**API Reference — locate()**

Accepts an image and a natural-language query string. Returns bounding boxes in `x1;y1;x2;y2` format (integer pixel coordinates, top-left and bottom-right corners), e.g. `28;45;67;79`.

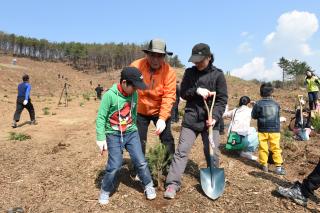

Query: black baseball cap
188;43;211;63
121;67;147;90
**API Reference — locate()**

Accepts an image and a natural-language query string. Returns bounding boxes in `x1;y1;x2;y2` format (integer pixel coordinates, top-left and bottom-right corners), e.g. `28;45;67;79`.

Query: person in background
12;74;36;128
223;96;258;160
304;70;320;110
293;98;311;141
252;83;285;175
95;84;104;100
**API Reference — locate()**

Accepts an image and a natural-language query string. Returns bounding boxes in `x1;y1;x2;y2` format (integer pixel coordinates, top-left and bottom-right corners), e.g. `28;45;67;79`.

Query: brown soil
0;56;319;212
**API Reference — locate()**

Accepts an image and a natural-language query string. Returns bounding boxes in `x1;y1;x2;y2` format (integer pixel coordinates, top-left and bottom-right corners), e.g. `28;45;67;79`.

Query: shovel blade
200;167;225;200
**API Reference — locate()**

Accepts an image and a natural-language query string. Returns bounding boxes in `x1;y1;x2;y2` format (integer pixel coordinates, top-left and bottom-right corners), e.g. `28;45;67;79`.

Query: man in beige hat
130;38;176;156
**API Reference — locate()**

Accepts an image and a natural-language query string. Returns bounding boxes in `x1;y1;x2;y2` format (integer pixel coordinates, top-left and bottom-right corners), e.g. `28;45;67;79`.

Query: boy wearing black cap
252;82;285;175
95;67;156;205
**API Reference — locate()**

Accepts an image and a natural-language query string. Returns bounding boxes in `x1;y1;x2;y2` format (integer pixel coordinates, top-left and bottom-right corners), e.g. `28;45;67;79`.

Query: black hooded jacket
180;64;228;132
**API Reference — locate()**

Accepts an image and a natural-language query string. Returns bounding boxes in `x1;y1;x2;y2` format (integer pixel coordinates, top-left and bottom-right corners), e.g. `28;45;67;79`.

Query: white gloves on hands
156;119;166;135
96;140;107;155
196;87;215;99
196;87;210;99
206;118;216;127
23;100;28;105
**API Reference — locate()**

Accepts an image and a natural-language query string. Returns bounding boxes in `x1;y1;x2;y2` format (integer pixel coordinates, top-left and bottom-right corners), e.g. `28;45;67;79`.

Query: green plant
80;102;84;107
311;114;320;133
281;127;294;145
146;143;172;189
42;107;50;115
9;132;31;141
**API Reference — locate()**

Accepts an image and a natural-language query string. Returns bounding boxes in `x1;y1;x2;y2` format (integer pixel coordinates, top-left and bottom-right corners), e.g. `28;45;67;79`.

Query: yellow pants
258;132;283;166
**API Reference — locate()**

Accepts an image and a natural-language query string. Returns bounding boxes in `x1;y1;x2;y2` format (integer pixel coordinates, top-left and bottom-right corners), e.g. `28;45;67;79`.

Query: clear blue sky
1;0;319;80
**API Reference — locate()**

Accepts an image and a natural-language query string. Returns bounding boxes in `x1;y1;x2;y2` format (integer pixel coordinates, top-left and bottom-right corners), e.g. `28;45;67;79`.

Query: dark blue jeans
308;91;318;110
101;131;153;193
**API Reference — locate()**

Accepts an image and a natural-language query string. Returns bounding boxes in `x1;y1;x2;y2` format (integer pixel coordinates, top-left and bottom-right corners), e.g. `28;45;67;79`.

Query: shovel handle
203;92;217;157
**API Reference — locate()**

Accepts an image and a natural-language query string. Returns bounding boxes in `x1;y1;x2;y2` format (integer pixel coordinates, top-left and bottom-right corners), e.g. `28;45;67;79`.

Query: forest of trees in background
0;31;184;72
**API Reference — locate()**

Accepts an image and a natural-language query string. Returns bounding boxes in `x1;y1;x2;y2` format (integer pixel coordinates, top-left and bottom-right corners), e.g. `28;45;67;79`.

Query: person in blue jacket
12;74;36;128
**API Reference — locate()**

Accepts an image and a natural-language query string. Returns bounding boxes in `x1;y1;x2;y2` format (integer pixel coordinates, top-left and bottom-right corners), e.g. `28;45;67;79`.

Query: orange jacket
130;58;176;120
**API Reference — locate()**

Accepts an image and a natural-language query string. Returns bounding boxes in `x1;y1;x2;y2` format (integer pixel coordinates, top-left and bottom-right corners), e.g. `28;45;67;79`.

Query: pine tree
146;143;172;190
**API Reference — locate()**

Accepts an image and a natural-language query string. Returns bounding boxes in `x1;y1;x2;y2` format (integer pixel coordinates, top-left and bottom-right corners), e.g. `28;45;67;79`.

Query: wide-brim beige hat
143;38;173;56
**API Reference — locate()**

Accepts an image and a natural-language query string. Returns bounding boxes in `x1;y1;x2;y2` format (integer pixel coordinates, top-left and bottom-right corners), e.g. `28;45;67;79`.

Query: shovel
200;92;225;200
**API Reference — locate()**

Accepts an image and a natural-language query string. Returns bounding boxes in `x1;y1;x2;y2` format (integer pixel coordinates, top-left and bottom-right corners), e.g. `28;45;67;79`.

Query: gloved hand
23;100;28;105
206;118;216;127
96;140;107;155
196;87;211;99
155;119;166;135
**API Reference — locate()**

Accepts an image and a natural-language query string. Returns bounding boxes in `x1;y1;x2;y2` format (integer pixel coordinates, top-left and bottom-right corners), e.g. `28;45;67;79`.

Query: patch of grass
311;114;320;133
52;112;57;115
9;132;31;141
80;102;84;107
67;97;72;102
281;127;294;144
42;107;50;115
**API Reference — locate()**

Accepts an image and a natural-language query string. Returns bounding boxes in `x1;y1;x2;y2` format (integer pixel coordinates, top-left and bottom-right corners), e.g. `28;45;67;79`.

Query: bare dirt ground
0;56;319;212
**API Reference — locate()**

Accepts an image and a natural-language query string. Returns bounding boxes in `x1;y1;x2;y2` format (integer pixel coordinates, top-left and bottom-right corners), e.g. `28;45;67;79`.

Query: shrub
9;132;31;141
146;143;172;190
42;107;50;115
311;114;320;133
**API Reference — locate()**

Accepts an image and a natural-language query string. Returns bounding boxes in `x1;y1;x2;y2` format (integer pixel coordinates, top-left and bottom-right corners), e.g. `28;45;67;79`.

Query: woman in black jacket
164;43;228;199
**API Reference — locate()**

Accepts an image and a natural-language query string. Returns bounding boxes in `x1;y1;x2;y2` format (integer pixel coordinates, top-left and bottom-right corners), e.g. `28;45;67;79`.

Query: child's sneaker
98;190;110;205
240;151;258;161
260;165;268;172
275;166;286;175
164;185;177;199
144;184;156;200
30;120;37;125
277;181;307;206
12;121;17;128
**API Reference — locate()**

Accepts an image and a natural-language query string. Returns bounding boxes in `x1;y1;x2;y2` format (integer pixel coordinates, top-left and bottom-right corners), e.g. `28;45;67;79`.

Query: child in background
223;96;258;161
96;67;156;205
252;83;285;175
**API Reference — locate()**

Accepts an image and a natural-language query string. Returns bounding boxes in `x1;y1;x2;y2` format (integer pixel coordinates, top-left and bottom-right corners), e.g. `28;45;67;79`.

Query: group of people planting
11;38;318;207
95;38;319;206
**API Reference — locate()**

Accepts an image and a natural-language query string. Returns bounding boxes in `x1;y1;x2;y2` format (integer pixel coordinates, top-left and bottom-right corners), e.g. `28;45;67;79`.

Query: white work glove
23;100;28;105
196;87;211;99
155;119;166;135
96;140;107;155
206;118;216;127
